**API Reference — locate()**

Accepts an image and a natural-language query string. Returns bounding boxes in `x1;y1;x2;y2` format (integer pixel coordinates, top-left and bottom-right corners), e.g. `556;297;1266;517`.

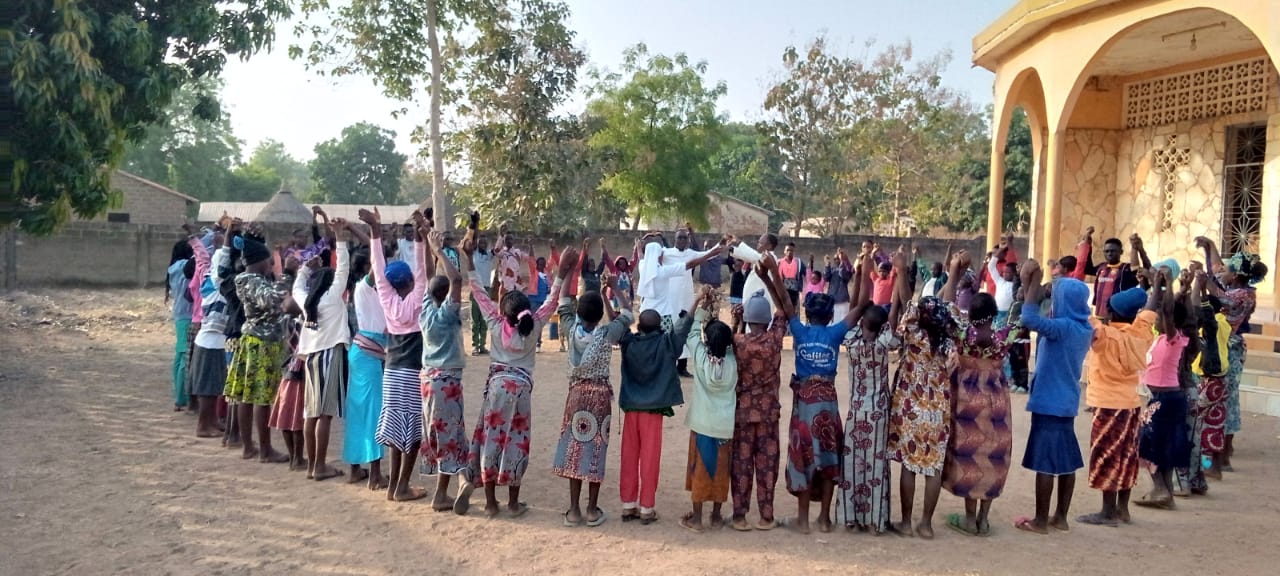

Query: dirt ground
1;288;1278;576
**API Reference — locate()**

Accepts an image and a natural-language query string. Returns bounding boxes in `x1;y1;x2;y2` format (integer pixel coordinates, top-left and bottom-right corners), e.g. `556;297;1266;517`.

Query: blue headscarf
385;261;413;290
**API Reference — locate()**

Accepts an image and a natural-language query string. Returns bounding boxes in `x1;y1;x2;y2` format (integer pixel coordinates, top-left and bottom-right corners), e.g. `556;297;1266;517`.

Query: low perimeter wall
0;222;1028;288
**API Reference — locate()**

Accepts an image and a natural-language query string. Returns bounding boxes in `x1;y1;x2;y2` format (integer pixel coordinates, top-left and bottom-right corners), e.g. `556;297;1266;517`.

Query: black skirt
1138;389;1191;468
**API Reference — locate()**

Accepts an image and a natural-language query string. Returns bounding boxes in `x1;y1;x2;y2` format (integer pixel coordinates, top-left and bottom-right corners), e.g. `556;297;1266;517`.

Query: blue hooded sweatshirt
1021;278;1094;417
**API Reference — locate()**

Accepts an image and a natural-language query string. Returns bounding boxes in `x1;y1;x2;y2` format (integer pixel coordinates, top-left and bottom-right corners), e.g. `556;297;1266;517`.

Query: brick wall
12;223;187;287
80;173;193;226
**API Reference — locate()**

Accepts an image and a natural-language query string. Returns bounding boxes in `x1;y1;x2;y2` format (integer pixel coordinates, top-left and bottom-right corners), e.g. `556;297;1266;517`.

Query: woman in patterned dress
461;229;576;518
418;226;470;512
553;272;632;527
837;247;904;535
1196;237;1267;471
939;286;1018;537
888;252;959;539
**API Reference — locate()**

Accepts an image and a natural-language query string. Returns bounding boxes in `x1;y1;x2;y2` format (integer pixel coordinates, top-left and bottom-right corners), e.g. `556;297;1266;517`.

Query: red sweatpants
619;411;664;510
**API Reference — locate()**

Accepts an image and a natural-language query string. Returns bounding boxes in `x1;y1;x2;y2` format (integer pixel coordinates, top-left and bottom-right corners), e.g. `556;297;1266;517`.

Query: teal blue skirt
344;331;387;465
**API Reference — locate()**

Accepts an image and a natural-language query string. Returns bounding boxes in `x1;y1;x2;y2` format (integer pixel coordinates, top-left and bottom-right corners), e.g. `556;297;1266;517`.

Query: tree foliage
245;140;314;198
450;0;589;232
757;39;987;237
7;0;290;233
121;80;245;201
309;122;407;205
586;44;727;229
706;122;788;231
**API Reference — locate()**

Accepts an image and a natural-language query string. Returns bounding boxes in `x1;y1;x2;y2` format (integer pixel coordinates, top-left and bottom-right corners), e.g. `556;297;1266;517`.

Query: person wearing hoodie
1013;260;1093;535
679;288;738;533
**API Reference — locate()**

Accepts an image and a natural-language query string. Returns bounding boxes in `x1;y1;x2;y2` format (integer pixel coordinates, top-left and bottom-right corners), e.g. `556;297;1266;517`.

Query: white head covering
637;242;663;300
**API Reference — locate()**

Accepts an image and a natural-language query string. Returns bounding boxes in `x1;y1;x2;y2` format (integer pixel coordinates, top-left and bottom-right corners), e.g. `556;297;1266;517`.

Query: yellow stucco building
973;0;1280;415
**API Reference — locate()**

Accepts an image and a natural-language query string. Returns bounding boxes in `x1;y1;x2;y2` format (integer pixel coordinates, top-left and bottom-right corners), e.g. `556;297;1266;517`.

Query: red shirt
981;247;1018;294
872;271;896;306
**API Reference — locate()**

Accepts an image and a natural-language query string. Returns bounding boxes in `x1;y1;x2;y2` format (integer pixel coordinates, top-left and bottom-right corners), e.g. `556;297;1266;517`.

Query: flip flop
509;502;530;519
755;518;779;531
679;513;704;534
1013;515;1047;535
453;481;475;516
312;468;344;482
1134;495;1175;510
586;508;607;528
945;513;980;537
1076;513;1119;527
563;511;582;527
730;519;753;532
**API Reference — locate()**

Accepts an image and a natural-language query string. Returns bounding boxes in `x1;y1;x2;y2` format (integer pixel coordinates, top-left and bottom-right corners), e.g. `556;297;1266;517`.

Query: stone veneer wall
1061;129;1119;255
1058;102;1278;268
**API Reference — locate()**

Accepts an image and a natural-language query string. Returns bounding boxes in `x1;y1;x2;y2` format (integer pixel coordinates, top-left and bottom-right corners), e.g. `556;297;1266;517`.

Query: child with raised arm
460;219;576;518
761;251;861;535
1075;284;1158;526
553;272;633;527
361;207;430;502
1014;259;1093;535
679;287;738;533
419;223;470;512
837;249;903;535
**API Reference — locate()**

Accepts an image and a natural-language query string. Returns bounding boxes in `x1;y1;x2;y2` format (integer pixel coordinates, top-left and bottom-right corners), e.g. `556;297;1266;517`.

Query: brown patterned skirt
1088;407;1140;491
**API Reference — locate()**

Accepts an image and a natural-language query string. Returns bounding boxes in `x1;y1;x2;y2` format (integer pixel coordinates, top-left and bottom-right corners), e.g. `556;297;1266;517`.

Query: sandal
621;509;641;522
1013;515;1047;535
944;513;980;537
586;508;607;528
640;511;659;525
1134;494;1175;510
1076;512;1119;527
509;502;530;519
562;511;582;527
679;512;704;534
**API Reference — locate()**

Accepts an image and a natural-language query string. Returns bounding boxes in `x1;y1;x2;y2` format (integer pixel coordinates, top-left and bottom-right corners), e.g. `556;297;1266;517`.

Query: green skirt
224;334;285;406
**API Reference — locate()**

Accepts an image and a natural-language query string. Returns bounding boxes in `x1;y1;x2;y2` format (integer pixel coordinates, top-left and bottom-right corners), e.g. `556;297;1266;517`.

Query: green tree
295;0;482;225
309;123;407;205
245;140;314;198
226;163;281;202
121;81;245;201
586;44;727;229
7;0;290;233
916;106;1033;233
757;38;856;237
706;122;788;231
450;0;587;231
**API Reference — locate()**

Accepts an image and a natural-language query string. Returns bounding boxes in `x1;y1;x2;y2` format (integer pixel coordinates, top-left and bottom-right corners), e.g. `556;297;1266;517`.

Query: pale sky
220;0;1012;162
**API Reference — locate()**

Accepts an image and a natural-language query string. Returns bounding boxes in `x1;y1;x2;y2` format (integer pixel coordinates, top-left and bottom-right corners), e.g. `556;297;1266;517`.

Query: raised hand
469;210;480;231
602;271;617;289
556;247;580;280
1020;258;1041;286
1130;233;1144;251
426;230;445;252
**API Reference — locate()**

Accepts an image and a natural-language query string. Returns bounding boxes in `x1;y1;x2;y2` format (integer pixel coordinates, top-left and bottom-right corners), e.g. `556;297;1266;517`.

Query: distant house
625;192;773;237
80;170;198;226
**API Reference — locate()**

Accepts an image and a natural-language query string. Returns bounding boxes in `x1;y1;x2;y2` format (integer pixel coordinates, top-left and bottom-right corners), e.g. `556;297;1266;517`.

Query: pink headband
517;310;532;320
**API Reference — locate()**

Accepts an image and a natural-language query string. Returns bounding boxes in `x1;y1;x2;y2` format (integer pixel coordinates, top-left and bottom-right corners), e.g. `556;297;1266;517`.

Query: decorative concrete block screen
1123;57;1273;129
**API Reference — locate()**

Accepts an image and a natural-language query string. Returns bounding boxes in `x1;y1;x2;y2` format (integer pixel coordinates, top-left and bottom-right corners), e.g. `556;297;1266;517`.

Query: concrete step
1243;349;1280;373
1241;383;1280;417
1240;368;1280;391
1243;333;1280;353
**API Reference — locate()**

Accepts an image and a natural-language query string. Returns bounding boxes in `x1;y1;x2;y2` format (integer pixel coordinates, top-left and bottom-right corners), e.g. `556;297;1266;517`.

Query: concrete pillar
986;129;1007;251
1042;130;1066;264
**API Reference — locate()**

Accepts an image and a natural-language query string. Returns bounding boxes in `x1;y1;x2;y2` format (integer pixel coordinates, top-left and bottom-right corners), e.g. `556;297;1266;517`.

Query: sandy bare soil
1;288;1278;576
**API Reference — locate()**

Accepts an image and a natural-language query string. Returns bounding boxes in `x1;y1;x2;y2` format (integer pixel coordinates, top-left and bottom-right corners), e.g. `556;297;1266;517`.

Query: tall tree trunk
426;0;450;230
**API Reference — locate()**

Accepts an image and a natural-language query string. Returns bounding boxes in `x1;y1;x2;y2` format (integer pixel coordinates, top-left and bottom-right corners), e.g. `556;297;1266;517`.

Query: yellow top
1085;310;1157;410
1193;313;1231;378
